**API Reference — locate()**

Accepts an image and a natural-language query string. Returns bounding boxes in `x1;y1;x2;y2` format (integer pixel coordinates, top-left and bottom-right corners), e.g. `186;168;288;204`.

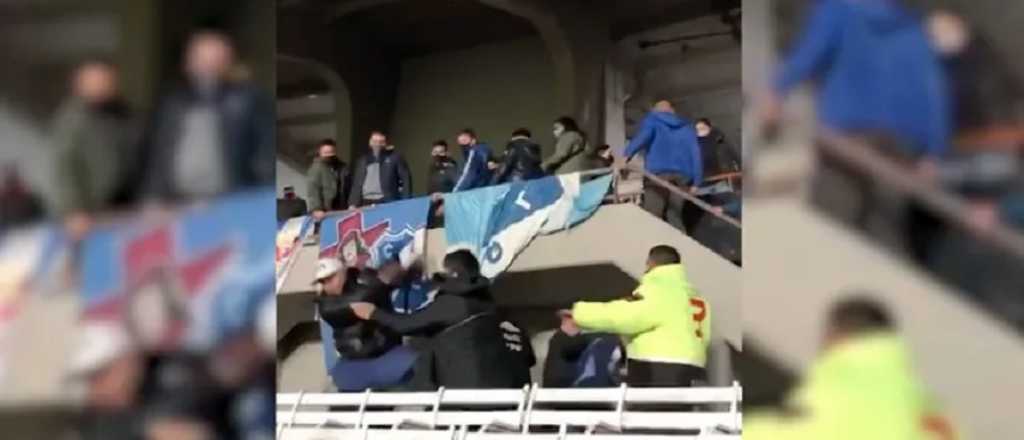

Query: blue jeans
330;345;417;392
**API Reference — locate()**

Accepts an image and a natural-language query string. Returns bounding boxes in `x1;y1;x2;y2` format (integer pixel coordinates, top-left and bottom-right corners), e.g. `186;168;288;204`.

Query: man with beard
306;139;350;222
349;250;533;390
53;60;139;241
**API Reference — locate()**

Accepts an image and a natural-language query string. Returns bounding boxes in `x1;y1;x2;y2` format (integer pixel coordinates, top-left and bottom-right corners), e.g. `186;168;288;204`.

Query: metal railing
276;383;743;439
816;130;1024;261
621;165;742;229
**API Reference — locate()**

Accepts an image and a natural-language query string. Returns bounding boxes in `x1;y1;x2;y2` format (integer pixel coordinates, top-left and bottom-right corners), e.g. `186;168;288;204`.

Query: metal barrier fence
277;383;742;440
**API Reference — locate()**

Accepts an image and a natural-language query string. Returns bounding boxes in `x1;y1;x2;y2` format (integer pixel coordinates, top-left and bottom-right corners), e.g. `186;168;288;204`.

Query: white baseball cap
314;258;344;284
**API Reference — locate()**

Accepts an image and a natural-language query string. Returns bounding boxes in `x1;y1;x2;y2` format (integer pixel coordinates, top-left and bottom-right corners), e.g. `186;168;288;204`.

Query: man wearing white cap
313;257;416;391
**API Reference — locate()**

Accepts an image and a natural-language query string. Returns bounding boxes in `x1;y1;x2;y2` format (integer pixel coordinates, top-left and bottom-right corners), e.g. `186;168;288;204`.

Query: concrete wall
276;159;307;198
618;16;742;151
389;37;559;195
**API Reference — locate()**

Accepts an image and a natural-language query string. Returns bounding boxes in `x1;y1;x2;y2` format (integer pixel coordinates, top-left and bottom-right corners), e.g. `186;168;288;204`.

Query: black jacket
370;275;533;389
316;268;402;359
428;156;460;194
698;129;740;178
349;149;412;206
494;136;545;184
141;81;274;201
276;197;307;223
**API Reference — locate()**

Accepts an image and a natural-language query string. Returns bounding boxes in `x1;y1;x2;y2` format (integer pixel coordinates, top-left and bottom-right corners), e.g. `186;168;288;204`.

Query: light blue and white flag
444;172;612;278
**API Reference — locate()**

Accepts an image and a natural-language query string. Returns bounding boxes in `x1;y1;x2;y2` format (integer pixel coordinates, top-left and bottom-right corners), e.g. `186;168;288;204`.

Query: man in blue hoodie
765;0;951;161
624;101;703;229
452;128;494;192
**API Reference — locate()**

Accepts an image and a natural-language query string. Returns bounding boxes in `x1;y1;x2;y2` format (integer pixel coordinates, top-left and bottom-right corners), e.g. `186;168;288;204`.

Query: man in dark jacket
350;250;533;390
52;60;140;241
349;131;412;208
493;128;545;184
306;139;350;221
427;140;459;194
695;118;740;178
314;258;416;391
140;31;274;202
625;101;703;229
452;129;494;192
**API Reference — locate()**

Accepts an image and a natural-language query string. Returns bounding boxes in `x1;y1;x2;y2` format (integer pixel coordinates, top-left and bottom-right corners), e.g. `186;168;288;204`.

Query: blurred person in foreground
761;0;951;168
313;258;415;391
71;322;274;440
349;250;533;390
52;60;139;241
348;131;412;209
306;138;350;222
745;296;958;440
562;245;708;387
493;128;545;184
623;101;704;230
141;30;273;202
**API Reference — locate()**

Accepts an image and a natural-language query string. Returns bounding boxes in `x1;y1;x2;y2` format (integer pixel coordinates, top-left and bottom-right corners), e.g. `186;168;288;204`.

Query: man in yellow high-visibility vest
745;295;959;440
564;245;709;387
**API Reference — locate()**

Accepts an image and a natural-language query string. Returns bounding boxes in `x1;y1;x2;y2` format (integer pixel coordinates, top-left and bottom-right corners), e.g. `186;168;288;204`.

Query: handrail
816;130;1024;261
626;165;742;229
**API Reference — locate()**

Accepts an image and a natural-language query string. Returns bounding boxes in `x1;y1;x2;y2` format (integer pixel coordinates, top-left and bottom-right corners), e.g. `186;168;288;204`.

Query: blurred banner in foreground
77;190;276;353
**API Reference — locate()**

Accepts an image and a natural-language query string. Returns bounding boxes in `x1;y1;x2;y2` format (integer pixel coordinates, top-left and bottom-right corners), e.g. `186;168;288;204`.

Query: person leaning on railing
621;101;703;230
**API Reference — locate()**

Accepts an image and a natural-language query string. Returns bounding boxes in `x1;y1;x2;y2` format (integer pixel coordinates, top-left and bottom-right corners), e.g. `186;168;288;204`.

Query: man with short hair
349;131;412;208
493;128;545;184
746;295;959;440
452;129;494;192
427;140;459;194
564;245;708;387
624;101;703;229
306;139;349;221
141;30;274;201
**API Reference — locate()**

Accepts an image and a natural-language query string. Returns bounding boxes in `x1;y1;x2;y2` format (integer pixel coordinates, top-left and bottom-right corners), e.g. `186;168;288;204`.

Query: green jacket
306;157;350;212
572;264;707;367
542;131;593;175
51;99;137;215
745;333;958;440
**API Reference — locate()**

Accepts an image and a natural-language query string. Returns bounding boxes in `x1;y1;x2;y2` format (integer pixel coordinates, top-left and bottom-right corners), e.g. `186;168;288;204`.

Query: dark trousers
626;359;706;388
643;173;690;230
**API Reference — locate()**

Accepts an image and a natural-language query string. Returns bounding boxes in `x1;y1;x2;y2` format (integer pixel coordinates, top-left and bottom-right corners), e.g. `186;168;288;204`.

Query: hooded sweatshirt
572;263;707;367
624;111;704;184
745;333;958;440
774;0;951;157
